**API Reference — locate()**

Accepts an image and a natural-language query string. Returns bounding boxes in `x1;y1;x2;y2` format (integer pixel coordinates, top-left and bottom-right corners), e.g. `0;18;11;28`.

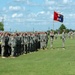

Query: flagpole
53;11;54;30
53;20;54;30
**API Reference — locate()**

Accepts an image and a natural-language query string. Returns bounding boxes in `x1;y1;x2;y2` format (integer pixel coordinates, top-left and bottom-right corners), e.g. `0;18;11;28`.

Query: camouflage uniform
9;33;17;57
62;30;66;48
24;33;28;54
50;31;54;48
1;33;5;57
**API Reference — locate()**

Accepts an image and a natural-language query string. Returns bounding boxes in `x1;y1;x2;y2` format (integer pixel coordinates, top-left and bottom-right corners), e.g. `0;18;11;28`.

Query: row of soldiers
0;32;48;58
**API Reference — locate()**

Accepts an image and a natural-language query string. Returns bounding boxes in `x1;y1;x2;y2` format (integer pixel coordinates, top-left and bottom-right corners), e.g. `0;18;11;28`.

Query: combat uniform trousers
1;46;5;57
1;36;5;57
21;36;24;54
62;37;65;48
24;36;28;54
50;36;54;48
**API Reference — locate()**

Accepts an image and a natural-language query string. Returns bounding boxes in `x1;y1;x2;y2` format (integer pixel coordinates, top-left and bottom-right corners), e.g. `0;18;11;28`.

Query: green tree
0;22;4;31
59;24;66;33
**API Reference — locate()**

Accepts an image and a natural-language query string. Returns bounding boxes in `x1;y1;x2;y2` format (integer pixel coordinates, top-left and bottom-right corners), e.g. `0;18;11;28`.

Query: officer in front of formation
61;29;66;49
50;30;54;48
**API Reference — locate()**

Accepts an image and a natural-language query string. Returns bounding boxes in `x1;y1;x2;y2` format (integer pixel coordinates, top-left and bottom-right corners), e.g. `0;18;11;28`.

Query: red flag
53;11;63;22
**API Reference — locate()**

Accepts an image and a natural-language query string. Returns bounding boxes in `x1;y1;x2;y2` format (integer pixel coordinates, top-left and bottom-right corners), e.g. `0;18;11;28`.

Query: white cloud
9;6;24;11
45;0;55;5
69;13;75;17
2;7;8;13
28;13;37;18
63;0;68;3
0;17;3;22
40;11;45;14
26;0;30;5
27;11;52;22
18;13;23;17
12;13;23;18
9;6;20;10
48;7;54;10
14;0;34;5
12;13;17;18
9;11;51;23
26;0;40;6
14;0;26;2
63;0;73;4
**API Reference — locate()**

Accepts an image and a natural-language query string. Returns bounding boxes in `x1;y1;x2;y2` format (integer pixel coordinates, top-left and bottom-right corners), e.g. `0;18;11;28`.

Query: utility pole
1;16;4;31
33;28;34;32
2;16;4;24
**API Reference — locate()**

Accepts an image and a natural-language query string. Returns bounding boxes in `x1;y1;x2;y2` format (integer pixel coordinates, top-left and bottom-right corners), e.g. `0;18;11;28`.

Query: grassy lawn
0;37;75;75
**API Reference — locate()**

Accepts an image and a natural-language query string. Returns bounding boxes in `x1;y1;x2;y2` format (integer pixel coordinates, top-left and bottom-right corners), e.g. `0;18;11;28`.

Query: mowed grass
0;37;75;75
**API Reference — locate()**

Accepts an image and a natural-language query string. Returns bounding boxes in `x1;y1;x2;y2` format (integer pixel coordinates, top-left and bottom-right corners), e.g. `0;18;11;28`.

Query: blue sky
0;0;75;32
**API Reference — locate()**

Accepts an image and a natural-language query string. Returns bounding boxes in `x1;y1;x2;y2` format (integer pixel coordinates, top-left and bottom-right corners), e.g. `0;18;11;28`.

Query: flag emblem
54;11;63;22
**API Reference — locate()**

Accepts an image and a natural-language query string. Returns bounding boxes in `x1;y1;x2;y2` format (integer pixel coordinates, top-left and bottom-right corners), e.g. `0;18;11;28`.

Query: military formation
0;32;48;58
0;30;75;58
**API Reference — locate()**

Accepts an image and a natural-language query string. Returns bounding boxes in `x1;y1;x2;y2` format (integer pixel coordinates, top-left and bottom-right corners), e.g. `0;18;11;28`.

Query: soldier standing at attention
9;33;17;58
4;32;9;57
61;29;66;49
24;33;28;54
20;33;24;55
1;32;6;58
50;30;54;48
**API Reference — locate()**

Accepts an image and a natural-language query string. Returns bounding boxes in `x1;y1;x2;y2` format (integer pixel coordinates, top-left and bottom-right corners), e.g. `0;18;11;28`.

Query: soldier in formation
0;32;48;58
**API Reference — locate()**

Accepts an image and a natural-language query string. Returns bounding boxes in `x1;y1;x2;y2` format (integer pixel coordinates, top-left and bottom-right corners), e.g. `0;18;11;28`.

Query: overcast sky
0;0;75;32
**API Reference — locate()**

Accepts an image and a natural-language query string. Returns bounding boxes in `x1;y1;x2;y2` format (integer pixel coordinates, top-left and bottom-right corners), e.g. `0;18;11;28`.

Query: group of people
0;30;74;58
50;29;66;49
50;29;75;49
0;32;48;58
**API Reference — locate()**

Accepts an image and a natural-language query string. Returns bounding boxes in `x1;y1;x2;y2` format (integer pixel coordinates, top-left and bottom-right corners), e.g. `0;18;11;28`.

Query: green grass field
0;37;75;75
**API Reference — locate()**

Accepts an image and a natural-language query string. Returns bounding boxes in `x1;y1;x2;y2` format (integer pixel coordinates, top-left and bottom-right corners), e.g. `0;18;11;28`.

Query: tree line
0;22;75;33
47;24;75;34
